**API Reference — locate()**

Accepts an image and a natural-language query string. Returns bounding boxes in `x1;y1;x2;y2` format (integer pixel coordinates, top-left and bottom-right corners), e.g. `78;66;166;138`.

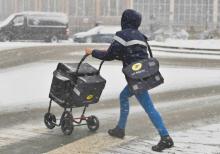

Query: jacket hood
121;9;142;30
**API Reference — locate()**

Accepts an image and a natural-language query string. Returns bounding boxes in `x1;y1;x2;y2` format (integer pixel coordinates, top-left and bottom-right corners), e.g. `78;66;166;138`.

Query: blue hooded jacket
92;9;149;67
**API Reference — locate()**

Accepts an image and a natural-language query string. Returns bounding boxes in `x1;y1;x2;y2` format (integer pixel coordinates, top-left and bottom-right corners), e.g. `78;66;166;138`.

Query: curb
150;44;220;52
149;44;220;55
46;133;136;154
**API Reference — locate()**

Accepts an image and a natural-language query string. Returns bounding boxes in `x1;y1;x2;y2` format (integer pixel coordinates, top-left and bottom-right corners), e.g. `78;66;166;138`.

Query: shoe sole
152;145;174;152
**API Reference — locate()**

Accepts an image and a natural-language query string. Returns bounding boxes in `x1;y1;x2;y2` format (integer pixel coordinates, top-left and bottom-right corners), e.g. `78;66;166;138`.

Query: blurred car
0;12;69;42
148;28;189;41
73;25;121;43
199;29;220;39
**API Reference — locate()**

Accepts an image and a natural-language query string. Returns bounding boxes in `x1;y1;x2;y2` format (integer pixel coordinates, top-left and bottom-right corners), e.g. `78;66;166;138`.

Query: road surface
0;46;220;153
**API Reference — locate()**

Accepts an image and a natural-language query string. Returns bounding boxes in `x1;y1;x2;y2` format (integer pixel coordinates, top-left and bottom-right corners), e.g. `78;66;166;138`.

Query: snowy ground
1;92;218;154
46;123;220;154
1;39;220;52
0;41;106;52
1;40;220;153
1;62;220;113
0;42;61;51
103;123;220;154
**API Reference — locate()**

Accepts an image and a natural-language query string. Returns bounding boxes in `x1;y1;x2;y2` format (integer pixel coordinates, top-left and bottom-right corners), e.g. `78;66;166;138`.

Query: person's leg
117;85;133;129
135;91;173;151
135;91;169;137
108;85;133;138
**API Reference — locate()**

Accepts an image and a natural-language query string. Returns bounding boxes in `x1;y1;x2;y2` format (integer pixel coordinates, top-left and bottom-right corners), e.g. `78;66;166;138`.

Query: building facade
0;0;220;34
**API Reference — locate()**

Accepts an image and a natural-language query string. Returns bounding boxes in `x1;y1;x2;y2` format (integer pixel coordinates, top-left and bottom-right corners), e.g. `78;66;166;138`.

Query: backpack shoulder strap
143;35;153;58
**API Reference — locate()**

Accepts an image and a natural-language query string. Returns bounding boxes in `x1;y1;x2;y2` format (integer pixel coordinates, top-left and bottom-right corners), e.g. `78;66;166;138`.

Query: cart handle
97;60;105;74
76;54;105;76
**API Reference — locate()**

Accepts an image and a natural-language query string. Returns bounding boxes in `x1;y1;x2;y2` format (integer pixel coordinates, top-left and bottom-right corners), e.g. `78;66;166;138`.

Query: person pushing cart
85;9;174;152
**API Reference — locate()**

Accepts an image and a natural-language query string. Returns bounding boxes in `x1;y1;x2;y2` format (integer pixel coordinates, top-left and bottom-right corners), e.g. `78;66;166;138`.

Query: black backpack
122;40;164;94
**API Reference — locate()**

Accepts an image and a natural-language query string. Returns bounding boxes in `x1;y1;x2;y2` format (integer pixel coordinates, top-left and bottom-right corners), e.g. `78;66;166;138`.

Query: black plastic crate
49;62;106;108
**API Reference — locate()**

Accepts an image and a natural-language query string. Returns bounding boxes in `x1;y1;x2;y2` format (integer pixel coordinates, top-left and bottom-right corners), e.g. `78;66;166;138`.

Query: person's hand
85;48;93;55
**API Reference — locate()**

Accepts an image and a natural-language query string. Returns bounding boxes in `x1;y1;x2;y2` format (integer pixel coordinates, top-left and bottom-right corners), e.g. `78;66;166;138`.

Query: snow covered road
1;40;220;69
1;62;220;113
0;93;220;154
0;61;220;153
103;123;220;154
48;122;220;154
1;40;220;153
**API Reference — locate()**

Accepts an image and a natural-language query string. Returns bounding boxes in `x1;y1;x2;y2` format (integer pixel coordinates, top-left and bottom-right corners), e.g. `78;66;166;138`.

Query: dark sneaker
152;135;174;152
108;127;125;139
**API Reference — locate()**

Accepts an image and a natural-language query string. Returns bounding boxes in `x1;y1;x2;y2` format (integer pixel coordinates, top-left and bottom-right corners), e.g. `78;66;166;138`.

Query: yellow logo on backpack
86;95;94;101
132;63;142;71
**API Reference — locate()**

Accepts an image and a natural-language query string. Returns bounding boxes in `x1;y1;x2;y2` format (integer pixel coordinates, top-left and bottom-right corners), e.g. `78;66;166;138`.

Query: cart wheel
61;117;74;135
87;115;99;132
44;113;56;129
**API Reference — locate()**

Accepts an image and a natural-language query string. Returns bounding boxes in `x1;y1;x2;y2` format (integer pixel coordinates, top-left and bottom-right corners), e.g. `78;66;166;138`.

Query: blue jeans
117;85;169;137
